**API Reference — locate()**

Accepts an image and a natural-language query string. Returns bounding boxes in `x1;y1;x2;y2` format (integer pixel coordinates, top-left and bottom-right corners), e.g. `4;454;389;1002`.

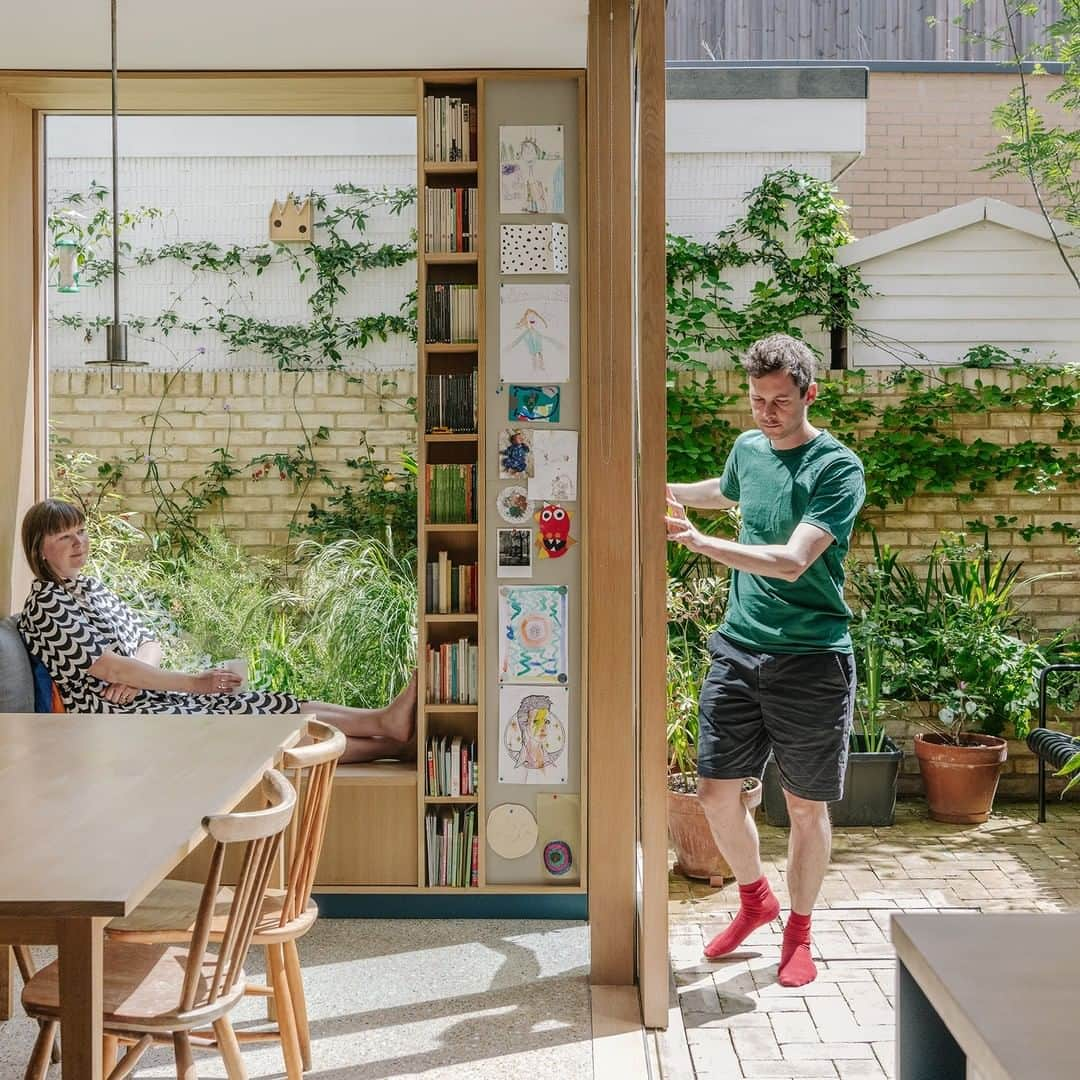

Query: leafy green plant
666;571;728;787
848;531;1078;741
297;446;418;557
666;169;868;373
292;536;417;708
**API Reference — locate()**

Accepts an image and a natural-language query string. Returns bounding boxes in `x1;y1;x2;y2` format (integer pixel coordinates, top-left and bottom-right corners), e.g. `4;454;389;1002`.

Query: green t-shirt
718;429;865;654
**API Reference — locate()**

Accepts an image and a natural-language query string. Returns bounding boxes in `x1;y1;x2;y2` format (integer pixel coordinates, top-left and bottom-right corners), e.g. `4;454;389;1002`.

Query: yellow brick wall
837;71;1072;237
50;368;417;553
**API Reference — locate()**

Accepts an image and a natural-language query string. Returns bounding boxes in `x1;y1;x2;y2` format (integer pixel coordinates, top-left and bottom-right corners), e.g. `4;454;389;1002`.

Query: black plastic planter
762;737;903;828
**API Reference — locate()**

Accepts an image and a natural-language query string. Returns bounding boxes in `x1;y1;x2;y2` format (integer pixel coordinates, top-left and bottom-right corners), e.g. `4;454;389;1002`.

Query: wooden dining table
0;711;305;1079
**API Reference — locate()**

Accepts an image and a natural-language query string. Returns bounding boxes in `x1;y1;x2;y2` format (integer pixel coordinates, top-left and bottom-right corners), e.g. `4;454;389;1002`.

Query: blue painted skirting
313;892;588;920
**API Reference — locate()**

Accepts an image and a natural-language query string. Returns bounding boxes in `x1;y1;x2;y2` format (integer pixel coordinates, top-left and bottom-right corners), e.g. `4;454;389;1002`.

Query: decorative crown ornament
269;195;314;243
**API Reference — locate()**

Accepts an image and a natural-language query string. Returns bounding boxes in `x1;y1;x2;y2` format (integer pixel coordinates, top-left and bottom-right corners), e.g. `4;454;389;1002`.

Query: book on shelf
425;187;478;253
424;463;476;524
424;371;477;434
425;283;478;344
425;552;478;614
425;805;479;887
425;638;479;705
425;734;478;797
423;94;477;163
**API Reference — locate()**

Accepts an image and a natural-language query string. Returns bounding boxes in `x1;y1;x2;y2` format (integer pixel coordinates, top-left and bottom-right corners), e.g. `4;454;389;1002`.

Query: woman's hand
190;668;245;696
100;682;140;706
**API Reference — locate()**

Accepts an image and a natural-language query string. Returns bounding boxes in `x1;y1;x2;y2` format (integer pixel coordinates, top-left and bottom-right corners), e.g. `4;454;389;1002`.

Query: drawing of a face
536;504;571;558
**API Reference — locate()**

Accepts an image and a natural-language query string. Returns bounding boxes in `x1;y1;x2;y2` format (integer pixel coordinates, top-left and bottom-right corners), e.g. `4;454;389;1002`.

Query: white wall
665;150;834;363
845;220;1080;367
47;117;417;372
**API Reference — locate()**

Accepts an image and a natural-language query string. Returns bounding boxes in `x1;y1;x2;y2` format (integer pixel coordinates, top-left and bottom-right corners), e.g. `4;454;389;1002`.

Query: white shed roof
836;197;1079;266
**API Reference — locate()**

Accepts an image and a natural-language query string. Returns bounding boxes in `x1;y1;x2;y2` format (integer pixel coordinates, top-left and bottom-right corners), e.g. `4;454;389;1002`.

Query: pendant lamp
85;0;147;390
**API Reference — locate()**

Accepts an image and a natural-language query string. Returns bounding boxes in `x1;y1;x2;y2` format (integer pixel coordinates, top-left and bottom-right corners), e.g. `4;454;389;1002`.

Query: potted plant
913;684;1008;824
860;532;1075;823
665;556;760;885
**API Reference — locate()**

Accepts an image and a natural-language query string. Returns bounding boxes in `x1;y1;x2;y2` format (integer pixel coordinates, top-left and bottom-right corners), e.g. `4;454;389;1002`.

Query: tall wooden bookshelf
417;76;487;890
314;73;586;903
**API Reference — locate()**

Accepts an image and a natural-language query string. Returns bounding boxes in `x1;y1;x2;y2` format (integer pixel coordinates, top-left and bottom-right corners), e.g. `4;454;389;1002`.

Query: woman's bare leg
340;734;416;764
299;673;417;761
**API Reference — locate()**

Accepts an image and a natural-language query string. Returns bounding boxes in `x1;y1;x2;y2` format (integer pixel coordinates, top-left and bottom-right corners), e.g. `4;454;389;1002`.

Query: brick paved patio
667;801;1080;1079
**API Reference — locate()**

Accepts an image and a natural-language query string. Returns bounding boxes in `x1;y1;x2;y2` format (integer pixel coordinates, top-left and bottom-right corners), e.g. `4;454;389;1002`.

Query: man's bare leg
697;778;764;884
778;790;831;986
697;778;780;958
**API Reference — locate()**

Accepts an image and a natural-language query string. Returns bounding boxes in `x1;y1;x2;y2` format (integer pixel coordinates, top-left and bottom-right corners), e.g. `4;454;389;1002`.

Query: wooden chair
106;720;346;1078
21;768;296;1080
11;947;60;1065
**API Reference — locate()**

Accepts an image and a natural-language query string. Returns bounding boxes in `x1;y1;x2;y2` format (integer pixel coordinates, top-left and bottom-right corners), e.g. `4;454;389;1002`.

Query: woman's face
41;524;89;581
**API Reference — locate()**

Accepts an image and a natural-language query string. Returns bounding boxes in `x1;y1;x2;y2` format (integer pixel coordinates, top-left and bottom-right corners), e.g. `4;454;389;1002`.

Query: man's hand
665;489;701;552
100;682;139;706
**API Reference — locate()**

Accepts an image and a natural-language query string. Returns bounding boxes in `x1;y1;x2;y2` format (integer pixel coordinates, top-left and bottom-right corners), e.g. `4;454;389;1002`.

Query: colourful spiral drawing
543;840;573;876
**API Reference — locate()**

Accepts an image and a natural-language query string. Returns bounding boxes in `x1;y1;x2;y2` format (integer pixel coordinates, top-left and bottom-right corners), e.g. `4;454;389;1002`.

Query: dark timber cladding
665;0;1063;63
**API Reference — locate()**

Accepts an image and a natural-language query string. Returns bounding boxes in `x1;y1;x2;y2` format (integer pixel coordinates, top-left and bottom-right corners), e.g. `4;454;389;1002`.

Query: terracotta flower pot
914;732;1008;825
667;777;762;886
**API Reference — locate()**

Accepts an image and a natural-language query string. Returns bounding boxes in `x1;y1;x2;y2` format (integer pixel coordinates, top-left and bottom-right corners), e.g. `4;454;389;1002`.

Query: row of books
424;463;476;524
425;552;478;614
425;734;478;797
425;806;479;887
423;94;477;163
425;371;477;434
425;187;478;253
425;283;478;344
425;638;479;705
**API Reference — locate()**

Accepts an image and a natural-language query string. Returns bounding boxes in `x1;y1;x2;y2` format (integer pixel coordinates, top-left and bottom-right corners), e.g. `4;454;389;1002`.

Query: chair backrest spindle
279;720;346;926
181;769;296;1014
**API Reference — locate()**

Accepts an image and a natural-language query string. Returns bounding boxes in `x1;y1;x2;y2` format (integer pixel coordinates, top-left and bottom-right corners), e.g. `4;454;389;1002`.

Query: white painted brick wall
667;151;834;363
48;154;416;372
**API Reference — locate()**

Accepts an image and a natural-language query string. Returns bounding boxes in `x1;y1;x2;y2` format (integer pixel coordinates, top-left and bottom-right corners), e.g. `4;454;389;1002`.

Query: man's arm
666;514;834;583
667;480;735;511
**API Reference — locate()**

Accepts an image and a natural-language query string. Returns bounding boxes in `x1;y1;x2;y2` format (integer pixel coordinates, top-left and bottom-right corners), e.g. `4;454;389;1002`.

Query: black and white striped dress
19;576;301;716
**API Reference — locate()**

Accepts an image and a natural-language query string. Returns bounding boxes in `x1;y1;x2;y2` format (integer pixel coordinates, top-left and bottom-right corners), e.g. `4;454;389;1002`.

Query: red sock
703;876;780;959
778;912;817;987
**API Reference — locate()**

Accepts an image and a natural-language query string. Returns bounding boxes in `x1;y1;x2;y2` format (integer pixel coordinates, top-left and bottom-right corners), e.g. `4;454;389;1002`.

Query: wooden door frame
634;0;670;1031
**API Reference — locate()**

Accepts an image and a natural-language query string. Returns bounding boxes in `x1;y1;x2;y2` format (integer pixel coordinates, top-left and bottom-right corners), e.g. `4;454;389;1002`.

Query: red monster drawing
535;503;575;559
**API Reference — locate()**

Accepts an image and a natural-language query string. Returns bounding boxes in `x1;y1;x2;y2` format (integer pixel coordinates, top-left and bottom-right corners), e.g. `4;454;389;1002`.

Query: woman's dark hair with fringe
21;499;86;584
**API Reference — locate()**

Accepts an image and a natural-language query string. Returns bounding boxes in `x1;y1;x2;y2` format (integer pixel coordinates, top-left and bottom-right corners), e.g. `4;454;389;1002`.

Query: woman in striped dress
18;500;415;763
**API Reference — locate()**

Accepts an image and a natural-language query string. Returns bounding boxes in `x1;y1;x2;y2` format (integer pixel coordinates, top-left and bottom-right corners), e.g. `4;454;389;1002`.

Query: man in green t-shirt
666;333;865;988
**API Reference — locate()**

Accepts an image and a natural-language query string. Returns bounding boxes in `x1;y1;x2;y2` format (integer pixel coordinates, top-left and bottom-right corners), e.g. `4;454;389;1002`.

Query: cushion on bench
0;615;36;713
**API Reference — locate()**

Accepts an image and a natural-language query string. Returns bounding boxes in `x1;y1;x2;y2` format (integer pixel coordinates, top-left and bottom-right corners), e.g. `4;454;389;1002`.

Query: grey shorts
697;632;856;802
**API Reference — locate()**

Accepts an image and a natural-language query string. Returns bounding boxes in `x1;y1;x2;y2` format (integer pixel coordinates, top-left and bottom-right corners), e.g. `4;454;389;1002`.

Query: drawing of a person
500;430;531;477
509;309;562;376
505;693;566;773
518;136;548;213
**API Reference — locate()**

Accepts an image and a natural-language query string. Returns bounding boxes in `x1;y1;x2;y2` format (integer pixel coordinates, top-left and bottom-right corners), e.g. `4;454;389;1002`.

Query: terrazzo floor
0;919;593;1079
